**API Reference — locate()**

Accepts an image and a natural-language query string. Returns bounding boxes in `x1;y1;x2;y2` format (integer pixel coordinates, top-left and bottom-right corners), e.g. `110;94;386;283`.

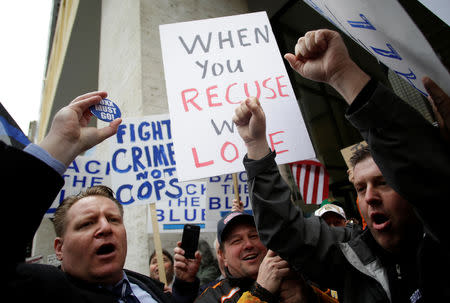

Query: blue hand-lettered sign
109;114;180;205
46;156;110;216
147;171;252;233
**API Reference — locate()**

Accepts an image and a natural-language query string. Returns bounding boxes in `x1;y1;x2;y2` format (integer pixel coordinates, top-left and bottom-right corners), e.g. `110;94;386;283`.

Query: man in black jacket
5;91;173;303
233;29;450;302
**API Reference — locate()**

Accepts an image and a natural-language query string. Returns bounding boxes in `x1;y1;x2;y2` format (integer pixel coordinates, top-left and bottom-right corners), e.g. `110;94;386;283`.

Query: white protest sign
303;0;450;96
46;156;109;216
160;11;315;182
147;181;206;233
147;171;251;233
204;171;251;232
109;114;180;205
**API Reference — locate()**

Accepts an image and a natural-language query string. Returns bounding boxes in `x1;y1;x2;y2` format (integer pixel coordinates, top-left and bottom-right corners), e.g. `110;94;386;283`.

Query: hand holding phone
180;224;200;259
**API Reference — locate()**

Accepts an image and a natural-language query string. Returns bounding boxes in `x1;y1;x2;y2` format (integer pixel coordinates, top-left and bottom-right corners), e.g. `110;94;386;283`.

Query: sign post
232;173;240;202
149;203;167;285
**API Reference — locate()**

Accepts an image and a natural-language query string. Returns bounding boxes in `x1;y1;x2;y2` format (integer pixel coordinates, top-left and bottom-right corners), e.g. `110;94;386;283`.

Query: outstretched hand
39;91;122;166
232;97;270;160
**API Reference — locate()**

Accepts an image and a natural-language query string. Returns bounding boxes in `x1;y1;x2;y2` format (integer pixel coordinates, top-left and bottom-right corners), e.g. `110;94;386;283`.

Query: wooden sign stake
149;203;167;285
232;173;240;202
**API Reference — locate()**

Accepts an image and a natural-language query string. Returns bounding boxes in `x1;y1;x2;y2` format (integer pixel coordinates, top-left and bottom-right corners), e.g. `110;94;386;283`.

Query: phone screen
180;224;200;259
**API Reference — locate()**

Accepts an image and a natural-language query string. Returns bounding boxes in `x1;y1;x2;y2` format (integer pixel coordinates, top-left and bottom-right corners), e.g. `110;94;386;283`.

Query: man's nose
365;185;381;206
243;237;255;249
95;216;113;237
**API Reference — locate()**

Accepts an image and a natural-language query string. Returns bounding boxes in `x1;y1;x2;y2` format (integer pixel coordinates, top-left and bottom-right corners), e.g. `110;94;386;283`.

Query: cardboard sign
340;141;368;168
46;156;109;216
160;11;315;182
303;0;450;96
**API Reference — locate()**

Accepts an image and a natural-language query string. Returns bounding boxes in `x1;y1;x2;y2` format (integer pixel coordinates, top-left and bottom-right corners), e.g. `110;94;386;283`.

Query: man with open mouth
52;185;174;302
6;92;174;303
233;29;450;302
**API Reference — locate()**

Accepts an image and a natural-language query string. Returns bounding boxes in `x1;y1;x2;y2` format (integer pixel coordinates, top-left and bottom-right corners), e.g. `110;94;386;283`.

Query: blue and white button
90;98;121;122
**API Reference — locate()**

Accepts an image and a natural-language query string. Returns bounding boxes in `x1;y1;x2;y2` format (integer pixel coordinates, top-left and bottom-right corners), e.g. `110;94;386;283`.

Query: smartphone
180;224;200;259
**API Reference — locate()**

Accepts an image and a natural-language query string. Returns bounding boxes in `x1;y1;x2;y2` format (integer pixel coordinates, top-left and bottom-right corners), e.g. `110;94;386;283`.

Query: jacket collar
225;267;255;289
339;232;391;302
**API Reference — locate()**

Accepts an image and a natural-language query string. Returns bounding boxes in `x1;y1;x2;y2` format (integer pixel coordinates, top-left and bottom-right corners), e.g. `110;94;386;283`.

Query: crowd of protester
5;28;450;303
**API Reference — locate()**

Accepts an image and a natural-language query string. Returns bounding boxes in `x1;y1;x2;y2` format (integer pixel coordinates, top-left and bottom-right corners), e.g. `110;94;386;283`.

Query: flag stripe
303;165;311;202
311;165;320;204
290;159;329;205
317;166;324;203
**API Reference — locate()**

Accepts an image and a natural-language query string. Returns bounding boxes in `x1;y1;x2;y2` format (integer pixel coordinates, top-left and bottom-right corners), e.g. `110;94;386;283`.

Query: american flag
290;159;329;205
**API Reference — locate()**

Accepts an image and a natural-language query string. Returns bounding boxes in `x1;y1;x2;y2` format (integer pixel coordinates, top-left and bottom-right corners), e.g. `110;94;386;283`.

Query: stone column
98;0;248;275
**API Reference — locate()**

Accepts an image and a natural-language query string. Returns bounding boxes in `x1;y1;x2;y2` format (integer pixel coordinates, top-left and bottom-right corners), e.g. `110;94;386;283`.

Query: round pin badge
90;98;121;122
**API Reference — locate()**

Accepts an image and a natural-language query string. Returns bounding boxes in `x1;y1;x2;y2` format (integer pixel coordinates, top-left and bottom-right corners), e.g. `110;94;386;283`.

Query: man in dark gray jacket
6;92;173;303
233;29;450;302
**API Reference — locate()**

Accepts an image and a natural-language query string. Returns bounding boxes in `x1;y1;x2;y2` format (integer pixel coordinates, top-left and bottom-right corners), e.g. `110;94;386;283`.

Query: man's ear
218;248;227;266
54;237;64;261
